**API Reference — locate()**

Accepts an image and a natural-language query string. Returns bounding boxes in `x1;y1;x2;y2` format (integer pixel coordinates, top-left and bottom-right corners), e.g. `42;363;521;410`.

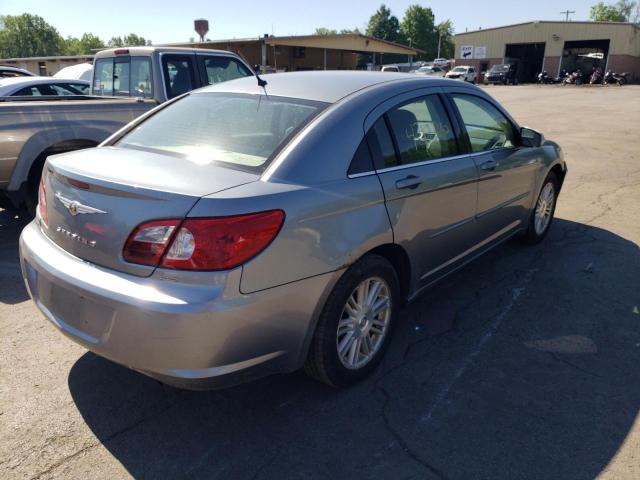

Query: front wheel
522;172;559;244
304;255;399;387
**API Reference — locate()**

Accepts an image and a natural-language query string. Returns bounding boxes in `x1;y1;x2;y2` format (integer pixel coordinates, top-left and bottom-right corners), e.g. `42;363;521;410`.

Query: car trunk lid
41;146;259;276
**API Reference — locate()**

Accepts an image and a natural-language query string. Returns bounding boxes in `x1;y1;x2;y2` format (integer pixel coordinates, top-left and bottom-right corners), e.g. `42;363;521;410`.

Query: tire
521;172;559;245
304;254;400;387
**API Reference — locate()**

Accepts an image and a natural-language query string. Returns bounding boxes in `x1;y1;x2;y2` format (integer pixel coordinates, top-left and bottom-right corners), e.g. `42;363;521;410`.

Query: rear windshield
93;56;152;98
118;92;328;171
491;64;509;72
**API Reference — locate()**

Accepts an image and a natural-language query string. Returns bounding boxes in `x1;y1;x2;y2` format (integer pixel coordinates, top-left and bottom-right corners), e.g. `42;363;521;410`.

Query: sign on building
474;46;486;59
460;45;473;59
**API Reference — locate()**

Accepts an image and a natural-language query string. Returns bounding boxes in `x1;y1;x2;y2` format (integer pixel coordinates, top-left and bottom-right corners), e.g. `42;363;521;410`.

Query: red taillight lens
38;175;48;227
161;210;284;271
122;220;181;266
123;211;284;271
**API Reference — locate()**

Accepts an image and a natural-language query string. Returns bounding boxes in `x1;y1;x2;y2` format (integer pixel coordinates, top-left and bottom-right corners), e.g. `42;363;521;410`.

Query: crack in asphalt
377;386;449;480
27;395;181;480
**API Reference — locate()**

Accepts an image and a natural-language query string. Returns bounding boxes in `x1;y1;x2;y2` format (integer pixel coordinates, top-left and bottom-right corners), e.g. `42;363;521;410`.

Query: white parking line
421;267;538;423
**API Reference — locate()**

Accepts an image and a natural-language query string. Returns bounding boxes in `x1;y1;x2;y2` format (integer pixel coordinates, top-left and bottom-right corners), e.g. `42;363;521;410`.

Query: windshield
490;64;510;72
417;67;432;73
451;67;466;72
118;93;327;171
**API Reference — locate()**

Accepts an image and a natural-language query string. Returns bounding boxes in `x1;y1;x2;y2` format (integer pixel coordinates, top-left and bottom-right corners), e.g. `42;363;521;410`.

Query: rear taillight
122;220;181;266
38;175;48;227
123;210;284;271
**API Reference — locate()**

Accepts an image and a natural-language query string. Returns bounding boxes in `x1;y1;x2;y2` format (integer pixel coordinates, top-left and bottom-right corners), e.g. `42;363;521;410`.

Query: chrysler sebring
20;71;566;389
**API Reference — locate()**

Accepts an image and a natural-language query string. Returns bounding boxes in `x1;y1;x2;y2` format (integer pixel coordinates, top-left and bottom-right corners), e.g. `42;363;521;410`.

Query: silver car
19;71;566;389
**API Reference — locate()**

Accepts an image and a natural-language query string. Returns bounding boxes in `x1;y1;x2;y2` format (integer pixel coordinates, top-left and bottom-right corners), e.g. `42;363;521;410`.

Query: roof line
455;20;640;36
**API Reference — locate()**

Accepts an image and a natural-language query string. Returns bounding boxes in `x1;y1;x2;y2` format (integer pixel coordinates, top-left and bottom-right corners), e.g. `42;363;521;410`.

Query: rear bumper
19;221;337;389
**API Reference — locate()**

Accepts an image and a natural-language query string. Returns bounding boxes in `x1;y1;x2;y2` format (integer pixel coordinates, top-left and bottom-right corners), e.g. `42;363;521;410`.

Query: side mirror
520;127;543;148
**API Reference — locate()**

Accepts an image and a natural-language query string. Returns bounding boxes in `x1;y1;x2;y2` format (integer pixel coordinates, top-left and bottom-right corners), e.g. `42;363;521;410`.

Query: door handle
480;159;498;171
395;175;423;190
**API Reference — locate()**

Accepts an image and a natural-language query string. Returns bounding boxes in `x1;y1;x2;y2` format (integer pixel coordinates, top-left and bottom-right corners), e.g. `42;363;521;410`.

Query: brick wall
606;55;640;83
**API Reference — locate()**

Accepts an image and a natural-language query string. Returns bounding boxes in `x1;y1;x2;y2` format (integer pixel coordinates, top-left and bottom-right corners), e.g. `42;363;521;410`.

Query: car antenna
254;64;268;88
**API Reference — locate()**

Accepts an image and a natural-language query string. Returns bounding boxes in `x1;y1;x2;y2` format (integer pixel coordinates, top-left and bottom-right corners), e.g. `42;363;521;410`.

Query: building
453;21;640;82
166;33;419;71
0;55;94;76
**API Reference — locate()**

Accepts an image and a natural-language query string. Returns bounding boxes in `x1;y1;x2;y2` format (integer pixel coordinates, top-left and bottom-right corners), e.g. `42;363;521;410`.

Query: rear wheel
522;172;558;244
304;255;399;387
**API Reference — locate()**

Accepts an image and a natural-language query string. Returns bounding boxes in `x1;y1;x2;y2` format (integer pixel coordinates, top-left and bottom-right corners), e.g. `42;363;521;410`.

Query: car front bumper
19;220;338;389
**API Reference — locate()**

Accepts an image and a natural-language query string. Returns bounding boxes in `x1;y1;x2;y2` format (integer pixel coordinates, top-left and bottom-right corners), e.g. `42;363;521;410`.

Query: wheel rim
534;182;555;235
336;277;392;370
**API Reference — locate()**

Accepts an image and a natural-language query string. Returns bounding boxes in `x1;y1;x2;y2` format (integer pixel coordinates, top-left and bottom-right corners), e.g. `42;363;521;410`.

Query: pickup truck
0;46;254;210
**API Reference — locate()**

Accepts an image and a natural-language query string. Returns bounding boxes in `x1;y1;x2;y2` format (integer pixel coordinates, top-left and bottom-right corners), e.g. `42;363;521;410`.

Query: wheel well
550;164;566;190
27;139;98;186
367;243;411;302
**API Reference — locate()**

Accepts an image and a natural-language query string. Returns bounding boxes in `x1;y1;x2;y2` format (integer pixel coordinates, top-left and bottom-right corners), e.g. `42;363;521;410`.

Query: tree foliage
366;4;401;42
63;33;105;55
590;1;637;21
400;5;435;58
0;14;64;58
0;13;150;59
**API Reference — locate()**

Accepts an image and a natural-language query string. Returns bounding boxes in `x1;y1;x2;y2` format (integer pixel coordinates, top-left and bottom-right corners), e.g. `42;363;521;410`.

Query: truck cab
91;46;254;103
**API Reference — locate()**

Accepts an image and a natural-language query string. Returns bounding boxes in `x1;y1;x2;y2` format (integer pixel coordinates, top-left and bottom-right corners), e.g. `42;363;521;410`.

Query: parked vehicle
20;71;566;390
589;67;603;85
53;63;93;81
412;65;446;77
562;69;583;86
0;77;90;96
537;71;554;84
432;58;450;68
445;66;477;83
0;47;254;211
603;70;629;86
0;65;36;78
484;63;518;85
381;65;400;72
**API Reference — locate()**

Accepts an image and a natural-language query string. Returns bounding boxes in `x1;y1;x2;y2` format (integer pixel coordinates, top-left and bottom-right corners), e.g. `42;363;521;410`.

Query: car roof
0;76;89;88
196;70;463;103
94;46;240;58
0;65;35;75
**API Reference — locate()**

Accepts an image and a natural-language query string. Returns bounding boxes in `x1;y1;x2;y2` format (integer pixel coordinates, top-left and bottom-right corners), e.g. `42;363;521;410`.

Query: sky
1;0;594;44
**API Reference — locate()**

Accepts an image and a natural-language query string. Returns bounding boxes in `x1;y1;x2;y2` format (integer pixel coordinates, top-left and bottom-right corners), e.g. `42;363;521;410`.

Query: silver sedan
20;71;566;389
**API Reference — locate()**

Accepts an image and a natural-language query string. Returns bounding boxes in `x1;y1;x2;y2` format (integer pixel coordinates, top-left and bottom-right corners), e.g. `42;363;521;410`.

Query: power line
560;10;575;21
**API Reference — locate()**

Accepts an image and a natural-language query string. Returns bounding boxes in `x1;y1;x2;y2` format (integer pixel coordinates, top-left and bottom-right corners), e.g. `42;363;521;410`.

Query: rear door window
199;56;252;85
162;55;196;99
93;56;153;98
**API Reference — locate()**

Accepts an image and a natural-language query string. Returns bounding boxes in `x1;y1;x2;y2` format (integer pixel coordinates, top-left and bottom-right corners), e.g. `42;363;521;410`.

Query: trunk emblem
55;192;107;216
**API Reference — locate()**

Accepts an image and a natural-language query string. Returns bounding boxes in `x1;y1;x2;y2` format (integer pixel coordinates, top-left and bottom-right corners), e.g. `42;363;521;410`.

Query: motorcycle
537;71;554;84
562;70;583;86
603;70;629;86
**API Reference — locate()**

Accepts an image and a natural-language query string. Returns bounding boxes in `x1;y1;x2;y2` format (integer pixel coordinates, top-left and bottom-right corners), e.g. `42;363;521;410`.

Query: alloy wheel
336;277;392;370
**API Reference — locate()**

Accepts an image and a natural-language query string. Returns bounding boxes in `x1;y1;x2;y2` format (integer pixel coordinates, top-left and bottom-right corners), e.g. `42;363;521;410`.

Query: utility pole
437;32;442;59
560;10;575;21
407;37;412;68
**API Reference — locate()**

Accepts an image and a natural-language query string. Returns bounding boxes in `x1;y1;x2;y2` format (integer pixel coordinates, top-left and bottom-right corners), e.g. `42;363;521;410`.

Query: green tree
399;5;436;60
340;27;361;34
315;27;338;35
108;34;149;47
437;20;455;58
64;33;104;55
590;1;636;21
366;4;400;42
0;14;65;58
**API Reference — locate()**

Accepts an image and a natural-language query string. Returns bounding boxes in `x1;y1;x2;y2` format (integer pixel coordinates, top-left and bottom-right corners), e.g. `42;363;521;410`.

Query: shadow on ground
64;218;639;478
0;208;31;304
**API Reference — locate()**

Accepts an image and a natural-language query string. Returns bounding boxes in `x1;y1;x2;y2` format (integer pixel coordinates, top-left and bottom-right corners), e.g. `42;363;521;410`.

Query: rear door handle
480;159;498;171
395;175;423;190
